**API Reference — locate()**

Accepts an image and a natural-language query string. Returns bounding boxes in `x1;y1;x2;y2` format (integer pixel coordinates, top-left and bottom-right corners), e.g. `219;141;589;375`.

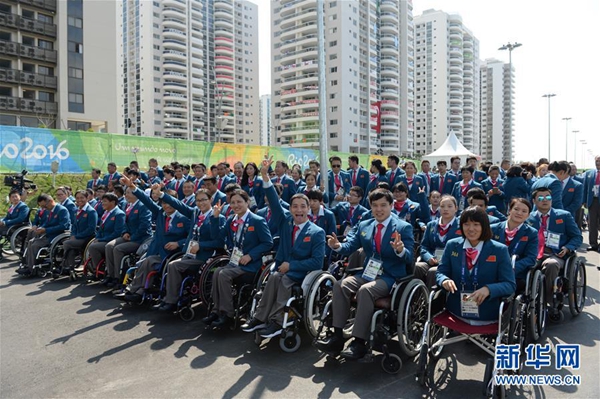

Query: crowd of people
1;151;598;360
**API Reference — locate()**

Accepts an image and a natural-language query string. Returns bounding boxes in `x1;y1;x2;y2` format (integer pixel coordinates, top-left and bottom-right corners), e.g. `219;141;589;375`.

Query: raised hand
261;154;274;176
151;183;162;197
120;176;134;188
212;200;224;217
390;231;404;253
418;186;426;195
327;232;341;249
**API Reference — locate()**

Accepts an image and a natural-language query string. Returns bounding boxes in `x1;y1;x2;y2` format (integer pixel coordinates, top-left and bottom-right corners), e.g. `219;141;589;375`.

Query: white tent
422;131;481;166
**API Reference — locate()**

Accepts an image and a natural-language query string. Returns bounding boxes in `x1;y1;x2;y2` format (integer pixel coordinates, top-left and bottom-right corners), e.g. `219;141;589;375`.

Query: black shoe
124;292;142;302
107;278;119;288
202;312;220;325
315;335;345;356
341;339;368;360
211;314;233;329
16;267;30;275
113;292;127;299
158;303;177;312
241;318;267;333
101;277;112;286
258;321;283;338
587;245;599;252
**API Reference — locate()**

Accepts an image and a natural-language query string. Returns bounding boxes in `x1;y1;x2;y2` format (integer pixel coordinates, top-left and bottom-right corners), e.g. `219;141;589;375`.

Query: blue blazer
241;177;265;210
102;172;122;187
430;173;458;196
530;173;564;210
526;209;582;254
452;180;483;210
385;167;405;188
42;204;71;241
583;169;600;207
473;170;488;184
86;179;102;189
486;206;506;222
61;198;77;222
256;206;280;251
92;200;105;224
338;215;414;288
265;183;326;283
33;208;48;227
349;167;370;194
161;194;226;263
502;176;530;207
418;172;433;194
436;238;516;322
124;201;153;243
393;199;421;229
419;218;461;263
327;170;352;203
2;202;30;227
331;202;368;234
363;173;388;208
71;204;98;240
96;208;126;242
182;195;196;208
216;175;235;192
171;178;187;199
481;178;506;214
491;221;538;280
310;206;337;257
292;179;306;194
271;175;297;204
211;211;273;274
211;190;227;206
399;175;426;203
561;178;583;219
133;188;190;259
118;197;127;211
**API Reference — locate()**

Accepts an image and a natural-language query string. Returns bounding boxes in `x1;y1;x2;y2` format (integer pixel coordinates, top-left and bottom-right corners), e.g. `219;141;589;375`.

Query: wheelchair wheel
568;257;586;317
279;331;301;353
548;309;564;323
179;306;195;322
1;236;13;255
381;353;402;375
429;324;448;360
528;270;546;342
198;255;230;305
304;272;336;339
397;279;428;357
10;226;30;257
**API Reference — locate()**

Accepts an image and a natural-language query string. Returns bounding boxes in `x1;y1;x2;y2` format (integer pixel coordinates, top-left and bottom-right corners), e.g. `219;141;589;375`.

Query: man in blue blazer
316;189;414;360
102;162;122;187
348;155;370;195
0;190;30;237
327;157;352;208
103;186;153;287
18;194;71;276
331;186;368;235
240;157;326;338
467;156;487;184
481;166;506;214
86;169;102;189
431;160;458;196
60;190;98;275
255;183;286;251
55;186;77;222
527;187;583;304
418;160;434;195
202;189;272;327
202;177;227;206
530;161;568;210
385;155;405;187
171;165;188;200
583;155;600;251
560;173;583;221
307;190;337;258
87;193;126;275
452;166;483;212
215;162;235;193
116;183;191;302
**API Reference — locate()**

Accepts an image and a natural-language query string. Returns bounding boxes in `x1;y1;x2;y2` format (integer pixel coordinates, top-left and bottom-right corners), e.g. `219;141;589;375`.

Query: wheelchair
510;256;546;343
21;232;71;278
252;265;339;353
70;239;106;282
416;288;519;398
1;220;31;259
547;252;587;323
115;237;154;288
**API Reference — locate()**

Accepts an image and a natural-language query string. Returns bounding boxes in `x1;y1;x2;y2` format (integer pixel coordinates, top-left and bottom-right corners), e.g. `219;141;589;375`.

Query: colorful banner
0;126;389;174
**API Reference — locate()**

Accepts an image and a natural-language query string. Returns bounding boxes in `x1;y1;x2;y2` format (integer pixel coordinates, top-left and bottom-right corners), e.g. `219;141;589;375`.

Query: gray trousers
254;272;297;325
88;241;108;273
26;236;49;270
211;265;251;317
164;257;203;304
541;254;566;305
332;276;390;341
589;198;599;247
105;238;141;279
129;255;162;295
62;237;90;269
414;261;438;289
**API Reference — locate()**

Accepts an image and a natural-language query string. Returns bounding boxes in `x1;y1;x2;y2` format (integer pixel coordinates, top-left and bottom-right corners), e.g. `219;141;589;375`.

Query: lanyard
460;252;479;291
192;210;211;239
232;221;249;249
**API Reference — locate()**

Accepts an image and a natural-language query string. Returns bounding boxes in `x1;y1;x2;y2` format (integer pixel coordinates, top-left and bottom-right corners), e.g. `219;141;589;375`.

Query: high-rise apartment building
0;0;118;131
413;9;480;156
480;58;514;163
271;0;415;156
259;93;271;146
119;0;259;144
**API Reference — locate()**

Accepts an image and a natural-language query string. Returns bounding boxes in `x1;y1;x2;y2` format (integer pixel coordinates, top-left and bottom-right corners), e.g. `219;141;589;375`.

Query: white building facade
259;93;271;146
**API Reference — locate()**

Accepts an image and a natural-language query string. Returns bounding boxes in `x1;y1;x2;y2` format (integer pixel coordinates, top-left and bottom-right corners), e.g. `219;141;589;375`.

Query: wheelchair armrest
429;286;448;317
345;266;364;274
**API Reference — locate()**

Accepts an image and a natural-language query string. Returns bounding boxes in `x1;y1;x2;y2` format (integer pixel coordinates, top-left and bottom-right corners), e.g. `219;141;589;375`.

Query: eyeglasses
332;165;341;168
537;195;552;201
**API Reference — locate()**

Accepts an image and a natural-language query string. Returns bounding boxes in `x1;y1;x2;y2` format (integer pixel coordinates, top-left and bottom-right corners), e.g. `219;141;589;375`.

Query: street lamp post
542;93;556;159
580;140;587;168
499;42;521;161
572;130;579;163
562;117;571;161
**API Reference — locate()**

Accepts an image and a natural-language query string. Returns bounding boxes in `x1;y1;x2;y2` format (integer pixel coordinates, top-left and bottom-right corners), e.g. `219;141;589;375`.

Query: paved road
1;244;598;399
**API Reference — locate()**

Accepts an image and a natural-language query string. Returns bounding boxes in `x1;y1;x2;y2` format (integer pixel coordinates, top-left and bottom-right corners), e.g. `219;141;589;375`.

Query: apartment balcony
381;56;397;66
0;95;57;114
279;46;318;63
381;99;399;109
380;11;397;22
163;0;186;11
163;16;186;29
280;8;317;28
380;22;398;34
163;49;186;62
215;0;234;11
214;8;234;20
163;39;186;53
164;101;187;113
0;13;57;37
164;112;188;123
0;68;57;89
381;88;399;99
164;79;188;91
163;91;188;102
215;55;234;66
163;7;185;18
215;36;233;46
215;46;234;56
281;98;318;112
163;28;186;41
380;0;398;11
18;0;57;12
449;95;463;105
449;79;463;89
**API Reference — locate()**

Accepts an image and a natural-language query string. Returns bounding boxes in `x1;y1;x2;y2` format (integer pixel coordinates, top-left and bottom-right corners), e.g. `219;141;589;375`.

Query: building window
68;93;83;103
68;67;83;79
68;41;83;53
67;16;83;28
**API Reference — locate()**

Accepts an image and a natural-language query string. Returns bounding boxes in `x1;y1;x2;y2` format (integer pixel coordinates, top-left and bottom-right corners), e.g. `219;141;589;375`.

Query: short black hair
102;193;118;204
230;189;250;203
368;188;393;204
459;206;492;241
509;198;532;213
392;182;408;193
437;160;447;167
306;190;324;202
468;190;488;206
224;183;241;193
548;161;569;173
290;193;309;207
349;186;364;199
387;155;400;165
460;166;474;175
37;194;52;203
348;155;359;163
532;187;552;198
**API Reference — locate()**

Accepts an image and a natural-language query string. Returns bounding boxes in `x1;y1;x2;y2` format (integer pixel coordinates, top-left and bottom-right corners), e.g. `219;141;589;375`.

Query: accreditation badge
362;258;383;282
460;291;479;318
546;231;561;250
434;248;445;259
229;247;244;267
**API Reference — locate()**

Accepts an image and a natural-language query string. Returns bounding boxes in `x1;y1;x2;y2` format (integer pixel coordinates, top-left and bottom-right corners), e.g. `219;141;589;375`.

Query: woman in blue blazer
241;162;265;210
491;198;538;288
502;166;531;209
436;206;516;324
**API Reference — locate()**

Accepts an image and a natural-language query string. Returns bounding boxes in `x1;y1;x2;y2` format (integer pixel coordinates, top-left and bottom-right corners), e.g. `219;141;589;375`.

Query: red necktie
196;214;205;227
406;177;414;187
126;203;134;218
195;179;200;191
101;211;109;225
8;205;15;214
291;225;299;246
249;179;254;188
237;177;241;184
465;247;478;270
218;178;223;190
165;216;171;233
348;206;354;221
109;174;114;181
231;218;243;232
439;175;444;193
438;222;450;237
491;179;498;187
352;170;357;186
334;174;341;189
460;182;469;197
276;176;281;184
390;170;395;184
426;173;431;186
537;215;549;259
226;207;232;217
175;180;181;191
595;170;600;185
505;226;518;245
266;209;271;222
76;208;84;219
374;223;384;254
